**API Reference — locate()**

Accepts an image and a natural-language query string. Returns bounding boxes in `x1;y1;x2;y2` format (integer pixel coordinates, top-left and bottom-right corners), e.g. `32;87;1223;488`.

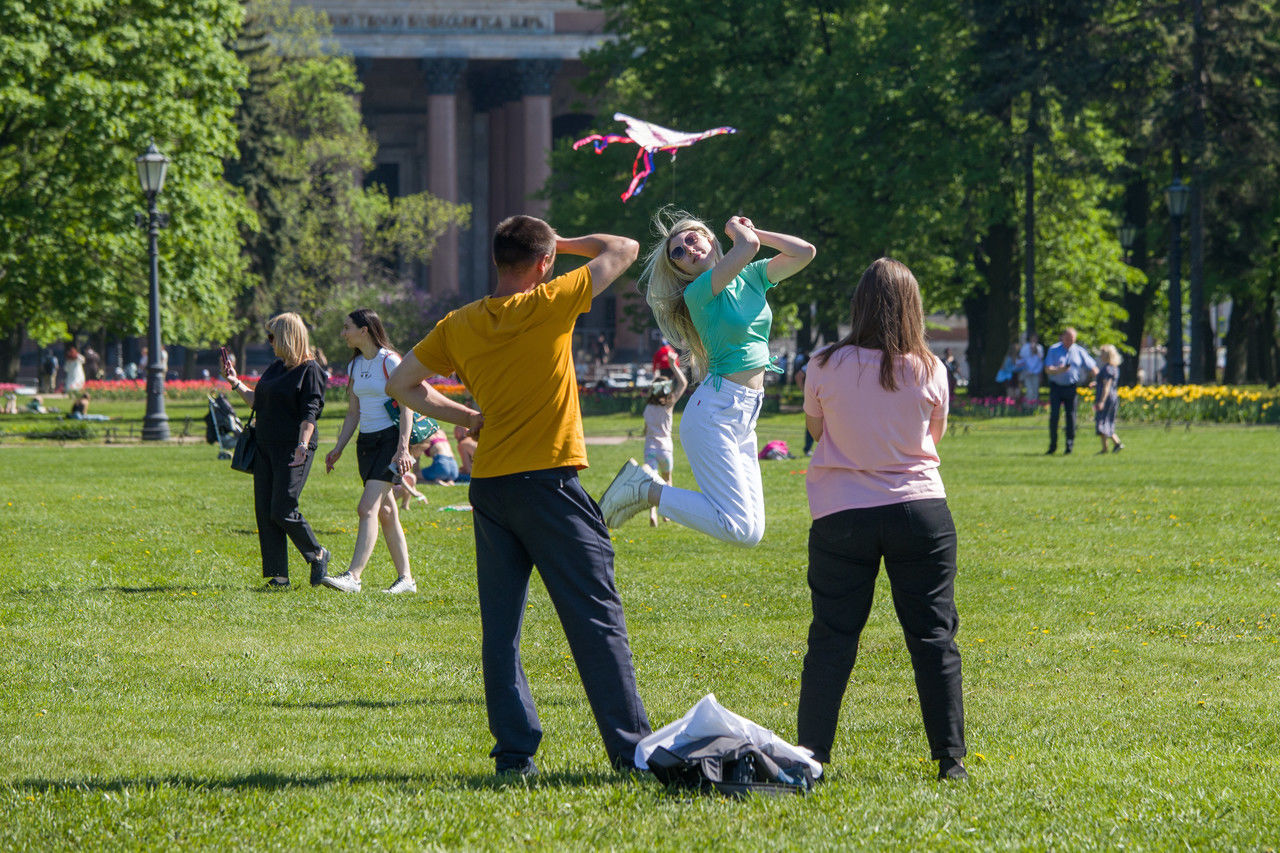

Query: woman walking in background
599;207;815;545
322;309;420;594
796;258;967;781
1094;344;1124;453
221;312;331;590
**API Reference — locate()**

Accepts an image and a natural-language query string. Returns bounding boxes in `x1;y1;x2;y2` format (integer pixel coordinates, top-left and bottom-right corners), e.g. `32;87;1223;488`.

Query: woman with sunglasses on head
599;207;815;545
221;313;331;589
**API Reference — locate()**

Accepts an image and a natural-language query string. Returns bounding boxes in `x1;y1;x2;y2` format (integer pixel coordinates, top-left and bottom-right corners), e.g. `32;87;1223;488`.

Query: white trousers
658;379;766;547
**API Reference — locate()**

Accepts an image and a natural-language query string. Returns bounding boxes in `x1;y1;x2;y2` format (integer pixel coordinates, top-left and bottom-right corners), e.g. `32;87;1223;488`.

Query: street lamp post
136;142;170;441
1165;177;1190;385
1119;222;1137;264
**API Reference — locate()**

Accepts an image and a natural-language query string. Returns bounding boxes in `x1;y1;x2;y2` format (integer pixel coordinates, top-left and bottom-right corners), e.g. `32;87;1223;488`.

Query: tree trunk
1222;295;1251;385
0;322;24;382
1118;176;1151;386
966;220;1018;397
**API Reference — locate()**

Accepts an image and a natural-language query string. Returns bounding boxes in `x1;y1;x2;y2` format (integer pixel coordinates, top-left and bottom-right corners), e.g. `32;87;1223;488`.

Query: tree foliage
0;0;248;378
550;0;1142;393
227;0;471;363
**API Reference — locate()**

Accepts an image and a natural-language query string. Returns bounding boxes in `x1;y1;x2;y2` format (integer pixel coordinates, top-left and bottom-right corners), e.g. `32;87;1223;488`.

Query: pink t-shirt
803;345;948;519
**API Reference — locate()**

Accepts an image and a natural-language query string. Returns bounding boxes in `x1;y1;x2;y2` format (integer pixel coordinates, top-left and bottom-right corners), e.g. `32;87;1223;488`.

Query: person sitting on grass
417;426;459;485
453;424;476;484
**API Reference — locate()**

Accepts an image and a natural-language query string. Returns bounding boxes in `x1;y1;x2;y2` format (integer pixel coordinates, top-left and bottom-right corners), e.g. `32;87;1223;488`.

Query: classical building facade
298;2;598;291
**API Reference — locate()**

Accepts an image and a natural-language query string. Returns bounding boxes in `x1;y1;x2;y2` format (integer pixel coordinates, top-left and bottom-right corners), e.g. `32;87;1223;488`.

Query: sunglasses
267;332;275;343
668;231;701;262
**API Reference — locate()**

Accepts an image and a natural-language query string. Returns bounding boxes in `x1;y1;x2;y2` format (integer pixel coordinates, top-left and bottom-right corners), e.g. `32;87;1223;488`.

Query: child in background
642;370;688;526
453;424;476;483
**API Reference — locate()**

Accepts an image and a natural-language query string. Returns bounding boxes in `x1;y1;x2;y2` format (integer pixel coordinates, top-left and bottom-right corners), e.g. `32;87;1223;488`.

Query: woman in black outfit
221;312;331;589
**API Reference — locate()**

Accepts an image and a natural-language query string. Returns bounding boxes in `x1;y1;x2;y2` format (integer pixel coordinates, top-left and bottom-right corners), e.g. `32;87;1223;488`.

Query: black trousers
252;442;322;579
1047;383;1079;449
796;499;965;762
469;467;651;770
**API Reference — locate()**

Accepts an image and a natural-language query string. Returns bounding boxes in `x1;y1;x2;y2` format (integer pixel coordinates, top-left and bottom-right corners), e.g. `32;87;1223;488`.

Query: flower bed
1078;384;1280;425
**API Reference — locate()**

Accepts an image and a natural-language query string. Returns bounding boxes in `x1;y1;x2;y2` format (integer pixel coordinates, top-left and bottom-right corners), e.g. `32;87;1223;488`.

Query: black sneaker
264;576;290;589
309;547;330;586
496;758;539;778
938;757;968;781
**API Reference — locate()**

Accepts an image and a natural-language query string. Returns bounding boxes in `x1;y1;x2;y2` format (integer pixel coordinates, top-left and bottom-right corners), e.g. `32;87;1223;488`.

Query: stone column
503;98;525;218
476;65;514;289
420;58;467;296
516;59;560;218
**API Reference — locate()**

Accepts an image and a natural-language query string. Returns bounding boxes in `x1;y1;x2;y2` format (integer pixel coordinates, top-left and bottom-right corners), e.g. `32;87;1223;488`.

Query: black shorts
357;425;400;483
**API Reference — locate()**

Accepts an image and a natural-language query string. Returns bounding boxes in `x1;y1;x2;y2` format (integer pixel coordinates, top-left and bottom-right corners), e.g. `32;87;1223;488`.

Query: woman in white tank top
321;309;418;594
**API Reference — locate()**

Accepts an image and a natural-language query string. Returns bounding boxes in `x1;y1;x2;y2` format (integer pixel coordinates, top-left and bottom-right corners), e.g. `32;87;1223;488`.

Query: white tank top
349;348;400;432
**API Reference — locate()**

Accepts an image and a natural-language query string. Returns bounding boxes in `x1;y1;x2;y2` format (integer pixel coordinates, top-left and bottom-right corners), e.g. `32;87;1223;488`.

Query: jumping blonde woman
599;208;815;546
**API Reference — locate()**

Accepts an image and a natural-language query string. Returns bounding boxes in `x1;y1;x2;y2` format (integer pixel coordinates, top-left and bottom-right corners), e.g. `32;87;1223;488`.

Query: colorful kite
573;113;737;202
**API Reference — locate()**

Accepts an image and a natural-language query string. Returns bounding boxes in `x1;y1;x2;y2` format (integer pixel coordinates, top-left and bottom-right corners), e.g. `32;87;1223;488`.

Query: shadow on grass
268;695;483;710
15;768;649;794
6;585;204;596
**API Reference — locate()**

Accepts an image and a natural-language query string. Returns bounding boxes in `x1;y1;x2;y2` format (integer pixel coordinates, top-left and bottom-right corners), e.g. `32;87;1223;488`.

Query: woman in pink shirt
796;258;967;782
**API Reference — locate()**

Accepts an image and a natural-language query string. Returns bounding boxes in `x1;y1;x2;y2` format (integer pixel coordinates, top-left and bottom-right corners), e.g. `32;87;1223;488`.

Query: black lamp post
1119;222;1137;263
1165;177;1190;385
136;142;170;440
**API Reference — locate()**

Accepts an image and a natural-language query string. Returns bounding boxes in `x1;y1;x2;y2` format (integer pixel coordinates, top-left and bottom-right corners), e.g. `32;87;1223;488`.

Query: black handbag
230;411;257;474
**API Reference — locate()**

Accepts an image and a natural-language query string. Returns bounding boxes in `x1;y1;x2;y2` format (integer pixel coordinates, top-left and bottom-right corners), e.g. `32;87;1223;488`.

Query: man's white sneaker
385;576;417;594
599;459;661;529
321;571;361;593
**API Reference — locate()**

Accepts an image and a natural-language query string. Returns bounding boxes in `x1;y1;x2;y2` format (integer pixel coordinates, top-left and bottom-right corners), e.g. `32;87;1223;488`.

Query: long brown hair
347;308;395;361
816;257;937;391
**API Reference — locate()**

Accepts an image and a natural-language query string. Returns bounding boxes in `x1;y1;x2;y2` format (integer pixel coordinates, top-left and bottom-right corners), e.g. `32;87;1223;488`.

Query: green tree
550;0;1138;395
0;0;248;380
226;0;470;366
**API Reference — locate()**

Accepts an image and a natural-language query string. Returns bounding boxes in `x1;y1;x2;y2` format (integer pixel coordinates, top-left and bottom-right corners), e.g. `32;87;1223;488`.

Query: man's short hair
493;215;556;271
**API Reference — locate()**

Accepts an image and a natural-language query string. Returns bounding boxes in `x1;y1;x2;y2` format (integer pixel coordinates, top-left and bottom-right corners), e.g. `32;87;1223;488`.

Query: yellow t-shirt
413;266;592;478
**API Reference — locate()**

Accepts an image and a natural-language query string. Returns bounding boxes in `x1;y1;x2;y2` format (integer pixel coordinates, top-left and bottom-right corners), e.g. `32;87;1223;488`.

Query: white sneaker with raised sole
599;459;661;529
385;576;417;594
321;571;361;593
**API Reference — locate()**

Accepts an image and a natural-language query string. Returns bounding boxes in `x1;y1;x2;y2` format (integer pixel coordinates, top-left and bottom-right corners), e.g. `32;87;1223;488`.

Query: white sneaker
385;576;417;594
321;571;361;593
599;459;661;529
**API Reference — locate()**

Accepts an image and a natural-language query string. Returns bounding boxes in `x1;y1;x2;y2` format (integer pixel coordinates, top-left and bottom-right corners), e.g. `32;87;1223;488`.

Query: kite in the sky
572;113;737;202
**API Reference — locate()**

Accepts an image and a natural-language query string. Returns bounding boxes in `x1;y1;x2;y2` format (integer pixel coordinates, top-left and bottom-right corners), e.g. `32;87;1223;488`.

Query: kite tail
622;149;656;202
572;133;635;154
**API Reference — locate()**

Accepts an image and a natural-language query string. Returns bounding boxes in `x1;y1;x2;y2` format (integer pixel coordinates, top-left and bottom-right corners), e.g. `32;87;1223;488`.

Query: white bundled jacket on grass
634;693;823;779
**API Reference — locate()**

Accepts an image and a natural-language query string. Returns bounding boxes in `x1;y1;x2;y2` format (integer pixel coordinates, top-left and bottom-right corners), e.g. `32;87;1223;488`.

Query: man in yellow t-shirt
387;215;649;776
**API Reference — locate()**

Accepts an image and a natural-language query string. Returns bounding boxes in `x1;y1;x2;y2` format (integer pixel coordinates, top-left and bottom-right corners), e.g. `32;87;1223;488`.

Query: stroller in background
206;392;243;460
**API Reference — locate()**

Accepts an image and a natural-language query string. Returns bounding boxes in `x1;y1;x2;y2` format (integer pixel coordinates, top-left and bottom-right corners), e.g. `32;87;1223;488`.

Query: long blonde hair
267;312;314;368
640;206;722;381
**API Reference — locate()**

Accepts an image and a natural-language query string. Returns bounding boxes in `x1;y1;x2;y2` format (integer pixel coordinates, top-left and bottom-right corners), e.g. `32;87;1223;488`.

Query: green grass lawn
2;413;1278;849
